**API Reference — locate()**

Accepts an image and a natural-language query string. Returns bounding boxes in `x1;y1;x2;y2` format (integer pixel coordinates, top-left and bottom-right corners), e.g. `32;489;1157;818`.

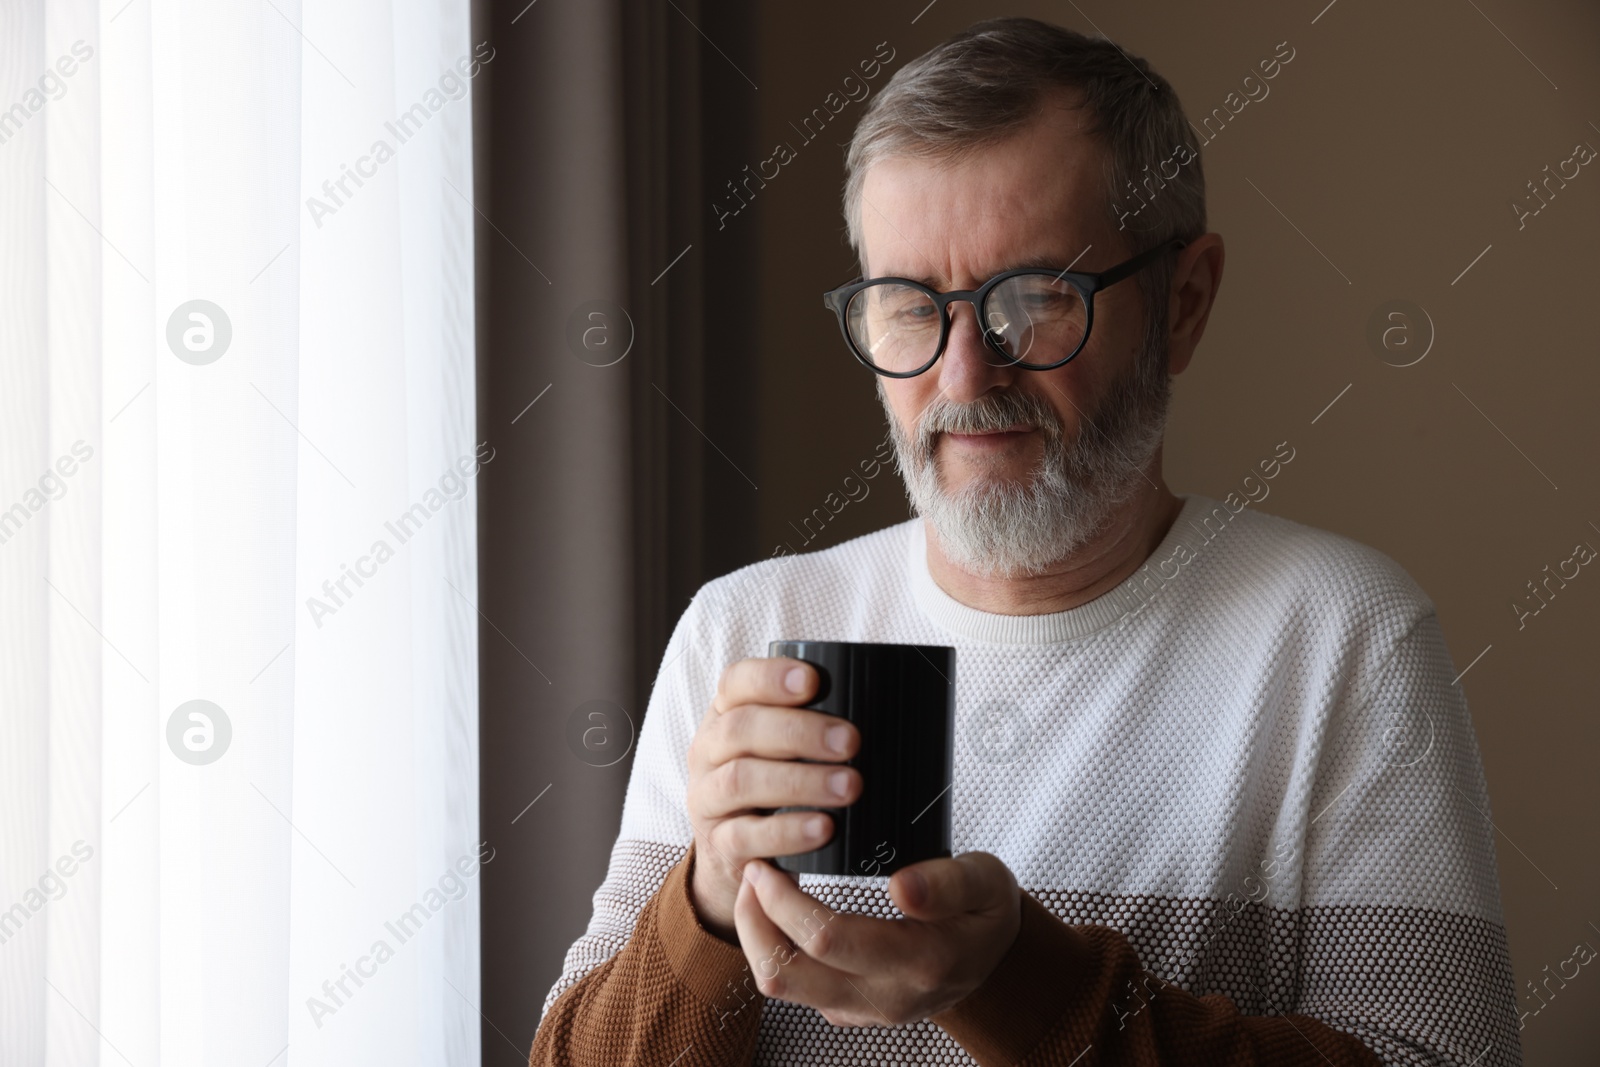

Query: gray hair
843;17;1206;368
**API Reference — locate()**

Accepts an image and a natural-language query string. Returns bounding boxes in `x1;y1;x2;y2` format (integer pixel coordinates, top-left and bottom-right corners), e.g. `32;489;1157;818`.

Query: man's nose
935;300;1018;404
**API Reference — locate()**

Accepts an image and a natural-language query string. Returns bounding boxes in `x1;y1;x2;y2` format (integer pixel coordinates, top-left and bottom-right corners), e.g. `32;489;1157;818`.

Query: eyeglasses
822;238;1186;378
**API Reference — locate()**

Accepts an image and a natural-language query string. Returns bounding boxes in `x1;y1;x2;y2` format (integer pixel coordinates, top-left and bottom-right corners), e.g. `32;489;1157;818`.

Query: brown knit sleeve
530;843;766;1066
930;891;1385;1066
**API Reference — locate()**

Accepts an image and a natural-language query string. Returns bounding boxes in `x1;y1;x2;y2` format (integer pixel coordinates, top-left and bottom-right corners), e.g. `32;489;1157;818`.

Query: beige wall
746;1;1600;1061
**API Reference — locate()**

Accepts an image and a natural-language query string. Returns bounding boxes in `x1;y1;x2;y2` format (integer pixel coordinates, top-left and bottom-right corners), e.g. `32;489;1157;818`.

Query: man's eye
884;303;936;326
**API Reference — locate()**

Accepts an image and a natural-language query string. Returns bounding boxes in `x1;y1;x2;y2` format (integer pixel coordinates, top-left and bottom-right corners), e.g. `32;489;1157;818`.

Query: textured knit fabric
530;842;765;1063
532;493;1522;1066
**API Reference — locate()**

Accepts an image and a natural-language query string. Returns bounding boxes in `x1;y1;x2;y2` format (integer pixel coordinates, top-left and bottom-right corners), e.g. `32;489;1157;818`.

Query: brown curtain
470;0;761;1053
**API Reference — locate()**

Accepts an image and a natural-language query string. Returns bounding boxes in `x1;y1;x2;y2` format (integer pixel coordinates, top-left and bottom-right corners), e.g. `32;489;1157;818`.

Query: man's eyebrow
999;257;1075;275
879;257;1081;287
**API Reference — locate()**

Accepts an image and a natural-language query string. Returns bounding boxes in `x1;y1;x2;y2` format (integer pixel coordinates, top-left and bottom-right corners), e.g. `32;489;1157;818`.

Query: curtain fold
474;0;763;1046
1;2;481;1064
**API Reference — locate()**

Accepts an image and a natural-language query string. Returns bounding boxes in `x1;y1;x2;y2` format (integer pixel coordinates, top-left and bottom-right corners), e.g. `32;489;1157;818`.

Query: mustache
913;390;1063;454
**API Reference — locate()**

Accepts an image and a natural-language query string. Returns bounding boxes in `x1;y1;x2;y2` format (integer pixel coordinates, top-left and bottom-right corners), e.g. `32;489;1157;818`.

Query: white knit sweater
545;493;1521;1065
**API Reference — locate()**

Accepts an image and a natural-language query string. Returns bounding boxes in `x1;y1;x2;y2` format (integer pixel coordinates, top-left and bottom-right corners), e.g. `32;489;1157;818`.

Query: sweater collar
905;493;1211;645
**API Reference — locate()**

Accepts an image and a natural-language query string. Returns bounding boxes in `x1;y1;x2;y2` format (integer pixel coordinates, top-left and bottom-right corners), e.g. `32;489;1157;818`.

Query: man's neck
923;473;1184;617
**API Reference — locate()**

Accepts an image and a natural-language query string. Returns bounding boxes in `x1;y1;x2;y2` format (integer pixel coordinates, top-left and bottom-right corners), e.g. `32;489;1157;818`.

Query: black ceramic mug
766;640;956;876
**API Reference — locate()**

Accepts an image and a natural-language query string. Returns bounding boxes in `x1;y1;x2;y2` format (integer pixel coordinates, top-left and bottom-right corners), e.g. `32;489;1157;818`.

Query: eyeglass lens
844;274;1088;373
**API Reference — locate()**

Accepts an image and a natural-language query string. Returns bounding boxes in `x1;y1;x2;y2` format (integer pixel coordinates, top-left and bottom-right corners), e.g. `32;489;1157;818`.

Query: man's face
860;96;1172;578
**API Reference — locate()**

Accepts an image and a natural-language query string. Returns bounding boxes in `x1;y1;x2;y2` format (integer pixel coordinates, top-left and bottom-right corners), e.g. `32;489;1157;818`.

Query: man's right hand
685;656;861;943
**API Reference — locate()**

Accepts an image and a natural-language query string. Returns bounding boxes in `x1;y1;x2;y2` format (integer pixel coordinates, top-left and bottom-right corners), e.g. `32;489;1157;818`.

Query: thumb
890;851;1015;921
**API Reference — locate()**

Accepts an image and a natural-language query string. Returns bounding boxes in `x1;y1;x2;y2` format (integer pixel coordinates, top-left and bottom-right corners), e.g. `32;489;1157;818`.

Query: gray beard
879;342;1171;581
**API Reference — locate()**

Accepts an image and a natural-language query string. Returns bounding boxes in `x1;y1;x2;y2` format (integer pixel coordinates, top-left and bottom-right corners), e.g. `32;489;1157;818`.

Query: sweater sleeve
931;893;1383;1065
530;843;765;1066
935;609;1521;1066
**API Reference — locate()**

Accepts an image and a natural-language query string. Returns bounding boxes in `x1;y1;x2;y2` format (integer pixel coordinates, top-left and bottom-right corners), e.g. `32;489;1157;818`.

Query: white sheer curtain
1;1;482;1064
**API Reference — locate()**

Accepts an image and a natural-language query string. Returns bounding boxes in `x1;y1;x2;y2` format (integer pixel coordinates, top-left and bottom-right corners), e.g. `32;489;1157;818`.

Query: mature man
532;18;1519;1066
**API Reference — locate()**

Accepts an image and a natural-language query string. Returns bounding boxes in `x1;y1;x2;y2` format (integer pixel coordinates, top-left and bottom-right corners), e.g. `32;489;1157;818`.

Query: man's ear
1165;233;1224;377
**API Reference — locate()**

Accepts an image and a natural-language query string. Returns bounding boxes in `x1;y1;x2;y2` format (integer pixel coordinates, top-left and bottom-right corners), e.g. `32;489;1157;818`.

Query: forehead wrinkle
874;232;1095;288
863;166;1101;288
860;190;954;289
860;95;1110;273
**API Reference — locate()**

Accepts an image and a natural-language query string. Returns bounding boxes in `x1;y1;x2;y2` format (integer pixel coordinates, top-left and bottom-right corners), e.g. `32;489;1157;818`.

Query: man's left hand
733;852;1022;1027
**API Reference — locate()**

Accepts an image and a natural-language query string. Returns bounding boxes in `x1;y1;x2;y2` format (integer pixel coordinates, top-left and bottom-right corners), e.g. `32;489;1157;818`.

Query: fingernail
805;814;828;840
785;666;808;693
745;861;765;885
825;724;850;754
829;770;851;798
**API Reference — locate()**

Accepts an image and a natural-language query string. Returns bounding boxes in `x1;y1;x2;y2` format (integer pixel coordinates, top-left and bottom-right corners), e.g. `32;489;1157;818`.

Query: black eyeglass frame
821;237;1188;379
